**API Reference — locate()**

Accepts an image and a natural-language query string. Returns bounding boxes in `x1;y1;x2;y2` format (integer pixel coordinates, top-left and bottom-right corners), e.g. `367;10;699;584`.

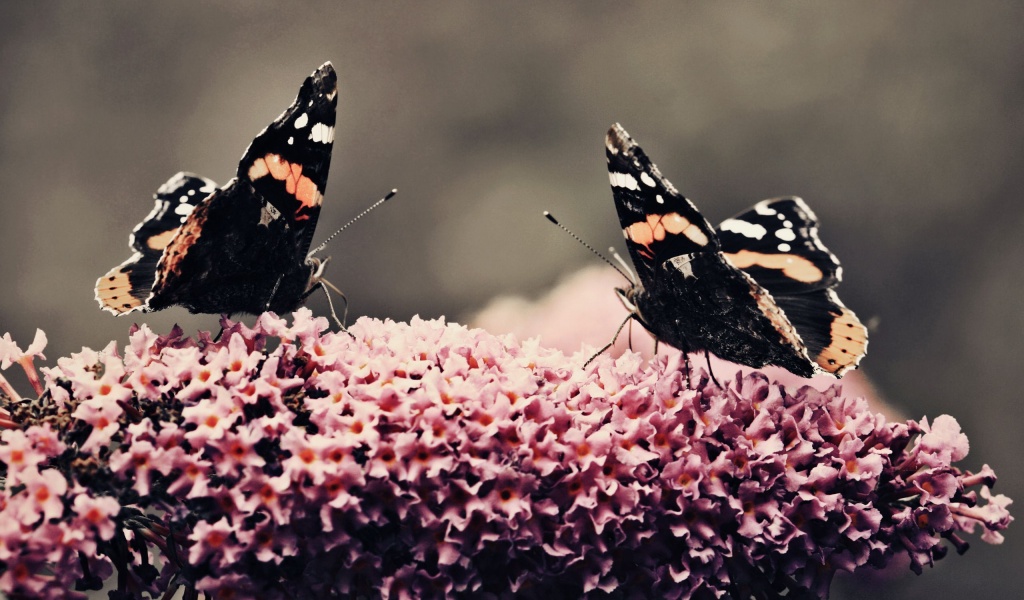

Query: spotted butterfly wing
96;62;338;317
606;123;866;378
237;63;336;258
718;198;867;375
605;124;719;289
96;172;218;314
718;198;840;295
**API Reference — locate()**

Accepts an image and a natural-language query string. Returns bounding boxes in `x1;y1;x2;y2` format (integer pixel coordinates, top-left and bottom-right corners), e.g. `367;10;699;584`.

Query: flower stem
0;372;21;404
17;357;44;397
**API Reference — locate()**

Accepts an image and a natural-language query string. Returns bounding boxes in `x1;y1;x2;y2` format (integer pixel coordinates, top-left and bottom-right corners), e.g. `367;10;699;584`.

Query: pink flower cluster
0;310;1012;599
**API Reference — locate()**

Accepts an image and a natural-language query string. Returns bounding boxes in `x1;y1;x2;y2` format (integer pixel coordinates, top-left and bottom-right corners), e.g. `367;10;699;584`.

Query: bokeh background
1;2;1021;598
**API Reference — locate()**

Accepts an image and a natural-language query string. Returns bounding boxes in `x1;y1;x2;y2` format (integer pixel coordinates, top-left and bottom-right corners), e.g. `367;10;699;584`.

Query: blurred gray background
0;2;1021;598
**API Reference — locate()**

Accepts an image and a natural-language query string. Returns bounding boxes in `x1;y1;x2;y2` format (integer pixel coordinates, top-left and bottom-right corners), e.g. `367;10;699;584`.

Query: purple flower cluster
0;310;1012;599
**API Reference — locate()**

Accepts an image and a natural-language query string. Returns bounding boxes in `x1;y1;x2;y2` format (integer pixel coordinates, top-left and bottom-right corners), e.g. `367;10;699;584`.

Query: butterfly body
97;63;338;317
606;124;867;378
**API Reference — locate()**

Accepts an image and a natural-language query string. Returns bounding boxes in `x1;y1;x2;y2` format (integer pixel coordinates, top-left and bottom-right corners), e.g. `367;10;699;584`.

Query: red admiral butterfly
96;62;339;317
606;123;867;378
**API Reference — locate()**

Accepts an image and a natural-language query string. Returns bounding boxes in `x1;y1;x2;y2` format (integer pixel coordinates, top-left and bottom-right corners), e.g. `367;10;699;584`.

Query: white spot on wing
655;195;664;204
754;201;777;216
259;202;282;226
778;243;791;251
720;218;767;240
294;113;309;129
310;123;335;144
608;172;640;190
667;254;697;279
174;204;193;217
775;228;796;242
640;172;657;187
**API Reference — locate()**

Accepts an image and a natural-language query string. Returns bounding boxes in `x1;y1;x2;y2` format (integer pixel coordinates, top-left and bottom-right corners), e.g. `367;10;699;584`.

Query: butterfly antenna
309;189;397;257
543;212;632;283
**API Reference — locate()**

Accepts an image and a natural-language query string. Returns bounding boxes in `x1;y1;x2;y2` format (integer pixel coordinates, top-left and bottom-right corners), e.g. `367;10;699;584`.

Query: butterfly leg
317;281;355;339
679;337;692;389
584;313;635;368
316;278;350;326
704;348;720;387
264;276;284;312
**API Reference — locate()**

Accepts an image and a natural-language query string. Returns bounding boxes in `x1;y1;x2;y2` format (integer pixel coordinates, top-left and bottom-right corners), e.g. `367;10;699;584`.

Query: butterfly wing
762;287;867;376
238;62;337;258
717;198;867;376
718;198;840;294
605;123;719;290
95;172;217;314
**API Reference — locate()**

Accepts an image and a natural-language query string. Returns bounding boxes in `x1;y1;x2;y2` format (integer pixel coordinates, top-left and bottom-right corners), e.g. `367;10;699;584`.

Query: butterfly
605;123;867;378
96;62;339;317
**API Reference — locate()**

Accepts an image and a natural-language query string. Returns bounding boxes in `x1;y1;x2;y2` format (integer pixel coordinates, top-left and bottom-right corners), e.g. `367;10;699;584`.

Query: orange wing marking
145;229;178;251
723;250;823;283
624;212;708;257
815;307;868;376
247;153;323;219
95;265;144;314
157;201;211;282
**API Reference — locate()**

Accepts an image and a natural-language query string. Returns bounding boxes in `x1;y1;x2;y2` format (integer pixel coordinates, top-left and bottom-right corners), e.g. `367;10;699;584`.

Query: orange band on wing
145;229;178;251
247;153;323;218
723;249;823;283
624;212;708;255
